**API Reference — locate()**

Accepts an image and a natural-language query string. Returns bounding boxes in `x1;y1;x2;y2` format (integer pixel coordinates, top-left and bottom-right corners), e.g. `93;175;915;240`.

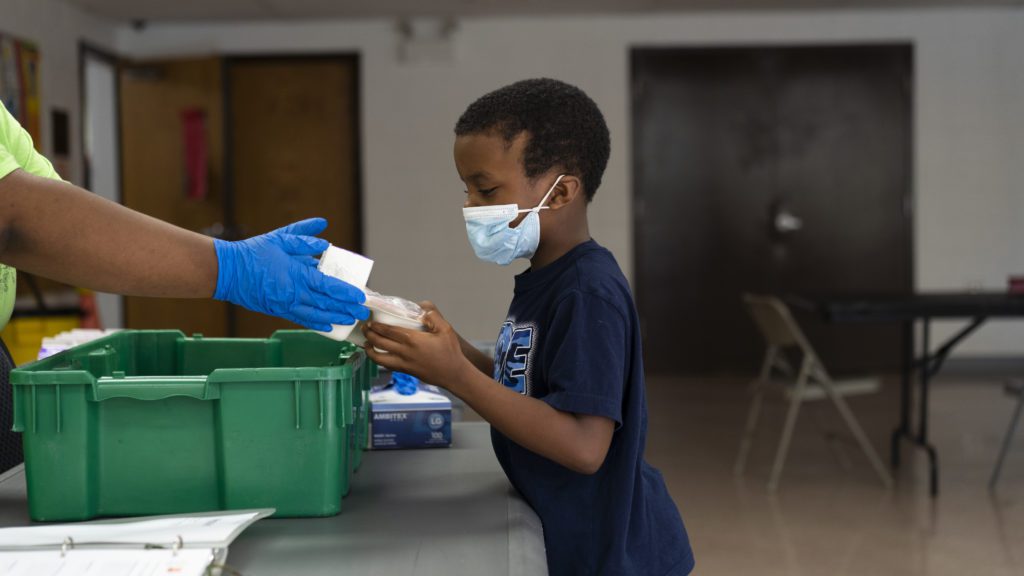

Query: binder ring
61;536;74;558
172;534;183;556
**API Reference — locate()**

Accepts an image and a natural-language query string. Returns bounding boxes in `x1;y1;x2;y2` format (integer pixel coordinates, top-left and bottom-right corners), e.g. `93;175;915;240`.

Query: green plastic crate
351;361;377;470
353;403;366;471
10;330;363;522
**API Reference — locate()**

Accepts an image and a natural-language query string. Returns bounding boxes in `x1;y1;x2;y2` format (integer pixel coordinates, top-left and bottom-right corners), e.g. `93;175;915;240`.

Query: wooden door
119;57;228;336
632;45;913;376
227;57;360;337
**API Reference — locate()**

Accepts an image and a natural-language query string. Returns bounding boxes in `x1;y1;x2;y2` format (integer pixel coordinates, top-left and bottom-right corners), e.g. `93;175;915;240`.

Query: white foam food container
316;245;374;341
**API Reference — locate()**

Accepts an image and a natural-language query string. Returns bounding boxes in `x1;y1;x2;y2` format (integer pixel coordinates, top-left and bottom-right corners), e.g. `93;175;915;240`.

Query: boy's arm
456;333;495;376
450;365;615;475
364;311;615;475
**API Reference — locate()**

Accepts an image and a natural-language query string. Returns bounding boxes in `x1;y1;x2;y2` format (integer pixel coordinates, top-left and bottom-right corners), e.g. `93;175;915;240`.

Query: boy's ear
548;175;583;211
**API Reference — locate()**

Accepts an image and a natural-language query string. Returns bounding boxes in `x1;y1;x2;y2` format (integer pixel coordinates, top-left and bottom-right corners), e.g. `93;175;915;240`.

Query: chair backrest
742;294;814;354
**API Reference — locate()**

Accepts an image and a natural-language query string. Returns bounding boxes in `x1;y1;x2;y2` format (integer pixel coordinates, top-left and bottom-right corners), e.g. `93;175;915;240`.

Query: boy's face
454;131;558;230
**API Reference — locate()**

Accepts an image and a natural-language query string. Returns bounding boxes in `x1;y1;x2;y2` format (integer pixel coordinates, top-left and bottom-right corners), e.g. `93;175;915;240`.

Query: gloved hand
213;218;369;331
389;372;420;396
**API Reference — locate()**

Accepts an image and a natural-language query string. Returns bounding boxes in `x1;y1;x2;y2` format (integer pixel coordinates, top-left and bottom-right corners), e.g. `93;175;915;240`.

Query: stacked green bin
348;357;375;476
10;330;366;522
363;361;378;452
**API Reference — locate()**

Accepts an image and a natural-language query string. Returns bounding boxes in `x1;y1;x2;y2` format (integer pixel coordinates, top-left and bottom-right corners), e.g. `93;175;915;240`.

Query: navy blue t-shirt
491;239;694;575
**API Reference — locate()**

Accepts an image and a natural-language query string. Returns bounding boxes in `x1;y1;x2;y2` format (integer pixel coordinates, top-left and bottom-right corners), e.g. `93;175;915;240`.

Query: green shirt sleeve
0;101;63;333
0;101;61;181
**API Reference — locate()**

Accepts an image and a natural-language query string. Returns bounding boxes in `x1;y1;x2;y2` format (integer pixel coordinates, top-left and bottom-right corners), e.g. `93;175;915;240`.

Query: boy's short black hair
455;78;610;202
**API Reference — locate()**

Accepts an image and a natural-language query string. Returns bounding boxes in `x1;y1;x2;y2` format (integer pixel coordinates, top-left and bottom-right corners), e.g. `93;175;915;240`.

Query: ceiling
58;0;1024;23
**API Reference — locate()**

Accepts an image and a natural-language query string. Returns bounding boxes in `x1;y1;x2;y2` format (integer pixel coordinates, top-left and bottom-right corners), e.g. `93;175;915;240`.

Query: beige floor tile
644;373;1024;576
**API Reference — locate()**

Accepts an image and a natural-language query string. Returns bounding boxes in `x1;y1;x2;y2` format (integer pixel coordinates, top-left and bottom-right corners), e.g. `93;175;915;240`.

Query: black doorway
632;45;913;377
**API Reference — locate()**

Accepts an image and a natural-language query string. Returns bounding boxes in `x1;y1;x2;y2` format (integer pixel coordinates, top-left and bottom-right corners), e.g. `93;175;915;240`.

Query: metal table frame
790;292;1024;496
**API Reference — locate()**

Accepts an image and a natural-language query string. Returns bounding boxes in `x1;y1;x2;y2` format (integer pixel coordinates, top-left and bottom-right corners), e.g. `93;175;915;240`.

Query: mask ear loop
518;174;566;214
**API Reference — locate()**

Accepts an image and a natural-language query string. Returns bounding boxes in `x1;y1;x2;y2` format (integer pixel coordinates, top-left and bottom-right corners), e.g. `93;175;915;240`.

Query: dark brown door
119;57;229;336
119;56;361;338
227;57;360;338
632;45;913;376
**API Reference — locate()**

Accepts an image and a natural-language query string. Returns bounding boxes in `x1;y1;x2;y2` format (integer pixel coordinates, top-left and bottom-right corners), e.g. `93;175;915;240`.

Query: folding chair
989;379;1023;490
735;294;893;491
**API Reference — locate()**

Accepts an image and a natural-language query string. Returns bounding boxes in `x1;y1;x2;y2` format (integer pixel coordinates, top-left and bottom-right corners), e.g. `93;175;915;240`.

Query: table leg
915;316;984;497
918;317;939;496
891;319;914;469
919;318;930;442
925;443;939;497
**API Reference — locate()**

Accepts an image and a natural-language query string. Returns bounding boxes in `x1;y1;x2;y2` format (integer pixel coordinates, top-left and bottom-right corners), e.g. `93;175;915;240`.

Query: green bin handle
344;348;365;370
93;375;216;401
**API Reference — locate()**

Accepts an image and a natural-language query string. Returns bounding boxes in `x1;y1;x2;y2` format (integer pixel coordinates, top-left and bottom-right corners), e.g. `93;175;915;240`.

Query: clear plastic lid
364;289;426;324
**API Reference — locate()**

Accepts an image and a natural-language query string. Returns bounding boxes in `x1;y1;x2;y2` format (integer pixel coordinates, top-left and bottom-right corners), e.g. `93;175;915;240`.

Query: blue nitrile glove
390;372;419;396
213;218;369;331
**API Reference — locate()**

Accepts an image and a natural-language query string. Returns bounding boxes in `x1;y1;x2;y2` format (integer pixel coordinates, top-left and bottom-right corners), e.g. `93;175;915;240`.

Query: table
0;422;548;576
789;292;1024;496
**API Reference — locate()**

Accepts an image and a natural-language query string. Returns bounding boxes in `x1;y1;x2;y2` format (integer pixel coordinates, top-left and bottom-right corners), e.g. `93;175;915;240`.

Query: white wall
4;0;120;327
2;0;118;185
83;52;123;329
117;8;1024;355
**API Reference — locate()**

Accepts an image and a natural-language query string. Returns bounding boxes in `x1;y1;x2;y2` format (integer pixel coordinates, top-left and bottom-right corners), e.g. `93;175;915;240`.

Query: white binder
0;508;273;576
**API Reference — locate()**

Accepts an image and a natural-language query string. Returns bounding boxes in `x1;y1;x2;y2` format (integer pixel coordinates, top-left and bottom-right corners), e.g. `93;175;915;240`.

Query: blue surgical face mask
462;174;565;266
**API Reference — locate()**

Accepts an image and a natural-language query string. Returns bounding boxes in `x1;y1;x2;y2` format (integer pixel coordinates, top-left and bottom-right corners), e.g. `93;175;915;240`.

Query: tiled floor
644;373;1024;576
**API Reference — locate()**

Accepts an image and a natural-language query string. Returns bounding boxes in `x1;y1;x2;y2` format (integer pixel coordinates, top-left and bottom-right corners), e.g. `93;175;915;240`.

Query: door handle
773;210;803;235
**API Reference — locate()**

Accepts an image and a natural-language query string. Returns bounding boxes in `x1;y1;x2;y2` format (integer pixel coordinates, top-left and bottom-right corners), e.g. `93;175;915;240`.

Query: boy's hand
363;307;474;391
418;300;442;320
417;300;495;376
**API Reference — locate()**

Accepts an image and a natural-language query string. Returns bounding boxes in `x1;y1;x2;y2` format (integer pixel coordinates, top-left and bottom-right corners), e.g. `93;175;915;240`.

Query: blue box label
370;409;451;450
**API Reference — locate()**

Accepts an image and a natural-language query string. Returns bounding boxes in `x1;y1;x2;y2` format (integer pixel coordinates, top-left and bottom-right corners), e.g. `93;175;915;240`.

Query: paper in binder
0;509;272;576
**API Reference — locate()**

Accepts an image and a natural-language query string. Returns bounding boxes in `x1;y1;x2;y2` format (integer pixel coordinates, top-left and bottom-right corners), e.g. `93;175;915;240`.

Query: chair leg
768;360;810;492
989;390;1024;491
811;404;854;471
736;348;778;477
818;372;893;488
735;383;766;477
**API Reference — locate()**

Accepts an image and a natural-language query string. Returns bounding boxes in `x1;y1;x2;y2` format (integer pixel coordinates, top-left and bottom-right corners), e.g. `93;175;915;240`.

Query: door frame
79;41;125;330
78;41;123;198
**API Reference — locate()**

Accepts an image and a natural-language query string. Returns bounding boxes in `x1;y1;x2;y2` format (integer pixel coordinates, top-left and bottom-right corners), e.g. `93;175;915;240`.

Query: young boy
364;78;694;575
